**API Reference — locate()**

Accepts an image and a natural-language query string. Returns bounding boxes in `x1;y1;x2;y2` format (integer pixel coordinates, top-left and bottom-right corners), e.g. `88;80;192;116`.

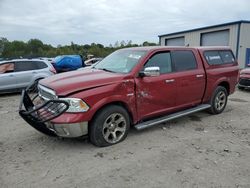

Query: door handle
32;71;37;74
196;74;204;78
9;74;14;77
165;79;175;83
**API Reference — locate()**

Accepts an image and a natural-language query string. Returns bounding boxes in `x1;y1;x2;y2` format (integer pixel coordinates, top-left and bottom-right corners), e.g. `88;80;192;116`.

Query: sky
0;0;249;46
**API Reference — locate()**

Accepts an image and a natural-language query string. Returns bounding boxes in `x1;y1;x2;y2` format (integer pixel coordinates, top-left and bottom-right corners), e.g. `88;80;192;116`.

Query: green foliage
0;38;158;59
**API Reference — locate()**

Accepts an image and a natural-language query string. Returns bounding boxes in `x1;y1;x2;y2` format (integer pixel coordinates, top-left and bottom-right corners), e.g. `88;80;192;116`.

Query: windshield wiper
98;68;115;73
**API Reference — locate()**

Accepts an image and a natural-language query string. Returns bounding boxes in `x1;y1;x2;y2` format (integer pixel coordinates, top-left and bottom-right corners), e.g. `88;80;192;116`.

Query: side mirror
140;66;160;77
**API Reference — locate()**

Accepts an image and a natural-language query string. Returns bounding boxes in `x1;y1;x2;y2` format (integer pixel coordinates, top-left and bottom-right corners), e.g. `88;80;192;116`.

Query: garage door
165;37;185;46
201;30;229;46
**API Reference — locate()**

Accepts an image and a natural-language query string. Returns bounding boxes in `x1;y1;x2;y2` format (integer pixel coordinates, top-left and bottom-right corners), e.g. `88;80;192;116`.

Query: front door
0;62;17;91
135;51;177;120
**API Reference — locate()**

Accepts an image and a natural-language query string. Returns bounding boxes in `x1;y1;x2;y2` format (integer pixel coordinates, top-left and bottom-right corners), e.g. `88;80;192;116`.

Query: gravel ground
0;90;250;188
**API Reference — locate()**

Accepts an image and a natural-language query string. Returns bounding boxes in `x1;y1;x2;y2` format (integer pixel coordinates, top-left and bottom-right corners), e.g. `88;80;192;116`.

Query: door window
0;63;14;74
15;61;38;72
171;50;197;71
144;52;172;74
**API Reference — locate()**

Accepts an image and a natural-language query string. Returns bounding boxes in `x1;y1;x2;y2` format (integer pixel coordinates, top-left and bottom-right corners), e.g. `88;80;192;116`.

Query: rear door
171;50;206;107
0;62;17;91
136;51;178;120
14;61;38;88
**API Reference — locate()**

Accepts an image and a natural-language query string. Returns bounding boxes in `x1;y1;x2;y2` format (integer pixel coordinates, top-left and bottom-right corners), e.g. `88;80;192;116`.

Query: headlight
60;98;89;112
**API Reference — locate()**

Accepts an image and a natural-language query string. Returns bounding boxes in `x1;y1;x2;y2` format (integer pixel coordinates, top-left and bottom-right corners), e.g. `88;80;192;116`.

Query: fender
87;95;137;123
203;76;229;102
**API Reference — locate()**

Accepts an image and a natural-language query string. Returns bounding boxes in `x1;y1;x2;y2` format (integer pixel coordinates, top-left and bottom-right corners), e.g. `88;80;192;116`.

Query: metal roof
159;20;250;38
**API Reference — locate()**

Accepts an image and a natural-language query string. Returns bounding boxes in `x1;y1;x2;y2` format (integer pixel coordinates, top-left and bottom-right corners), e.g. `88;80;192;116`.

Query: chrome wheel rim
102;113;127;144
215;91;226;111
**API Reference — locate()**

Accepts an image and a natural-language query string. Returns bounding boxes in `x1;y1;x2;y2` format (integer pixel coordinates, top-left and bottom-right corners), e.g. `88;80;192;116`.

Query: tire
208;86;228;114
238;85;244;90
90;105;130;147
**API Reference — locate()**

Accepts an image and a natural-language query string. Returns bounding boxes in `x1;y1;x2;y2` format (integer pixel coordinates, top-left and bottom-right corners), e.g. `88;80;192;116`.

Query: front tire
90;105;130;147
208;86;228;114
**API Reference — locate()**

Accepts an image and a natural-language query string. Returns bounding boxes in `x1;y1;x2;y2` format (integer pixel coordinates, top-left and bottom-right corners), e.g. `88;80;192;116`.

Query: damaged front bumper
19;86;88;138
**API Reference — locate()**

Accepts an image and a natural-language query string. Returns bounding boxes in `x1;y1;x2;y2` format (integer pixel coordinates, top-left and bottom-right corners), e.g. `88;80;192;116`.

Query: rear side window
219;51;235;63
204;50;235;65
171;50;197;71
144;52;172;74
15;61;47;72
35;61;48;69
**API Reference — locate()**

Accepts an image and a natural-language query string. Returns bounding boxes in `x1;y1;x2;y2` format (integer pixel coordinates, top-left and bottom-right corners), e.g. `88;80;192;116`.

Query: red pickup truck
19;47;239;147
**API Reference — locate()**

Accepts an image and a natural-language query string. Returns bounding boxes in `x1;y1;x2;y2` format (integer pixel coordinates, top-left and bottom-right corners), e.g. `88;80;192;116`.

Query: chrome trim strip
238;84;250;88
38;84;56;96
38;84;57;100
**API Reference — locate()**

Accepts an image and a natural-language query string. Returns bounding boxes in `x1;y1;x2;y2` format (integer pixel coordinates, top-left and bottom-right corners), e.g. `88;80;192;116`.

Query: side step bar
134;104;211;131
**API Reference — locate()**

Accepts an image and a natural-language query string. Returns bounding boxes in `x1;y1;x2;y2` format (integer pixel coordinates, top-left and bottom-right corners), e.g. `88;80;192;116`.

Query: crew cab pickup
19;47;239;147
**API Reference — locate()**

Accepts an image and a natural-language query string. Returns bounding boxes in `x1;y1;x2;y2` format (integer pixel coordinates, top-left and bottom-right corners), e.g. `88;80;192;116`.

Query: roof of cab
119;46;231;52
0;58;51;64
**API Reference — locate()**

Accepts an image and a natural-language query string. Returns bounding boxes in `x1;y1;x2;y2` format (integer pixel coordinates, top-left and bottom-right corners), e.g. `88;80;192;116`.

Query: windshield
94;50;147;73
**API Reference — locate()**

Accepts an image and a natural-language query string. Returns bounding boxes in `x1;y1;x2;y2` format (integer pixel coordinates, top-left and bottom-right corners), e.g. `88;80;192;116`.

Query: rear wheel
208;86;228;114
90;105;130;147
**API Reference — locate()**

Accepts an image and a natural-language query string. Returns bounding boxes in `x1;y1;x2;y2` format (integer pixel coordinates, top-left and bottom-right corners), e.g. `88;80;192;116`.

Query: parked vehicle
77;61;100;71
84;58;103;66
52;55;85;73
19;47;239;147
0;59;56;93
238;68;250;90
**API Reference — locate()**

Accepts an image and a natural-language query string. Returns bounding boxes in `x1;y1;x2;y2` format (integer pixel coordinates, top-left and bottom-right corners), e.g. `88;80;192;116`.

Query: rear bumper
19;89;88;138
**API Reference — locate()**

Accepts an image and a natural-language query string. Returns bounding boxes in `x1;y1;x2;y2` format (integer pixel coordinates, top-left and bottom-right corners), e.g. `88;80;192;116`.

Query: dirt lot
0;90;250;188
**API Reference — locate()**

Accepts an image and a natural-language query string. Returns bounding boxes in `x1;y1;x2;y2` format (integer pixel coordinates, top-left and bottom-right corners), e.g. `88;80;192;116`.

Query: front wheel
90;105;130;147
208;86;228;114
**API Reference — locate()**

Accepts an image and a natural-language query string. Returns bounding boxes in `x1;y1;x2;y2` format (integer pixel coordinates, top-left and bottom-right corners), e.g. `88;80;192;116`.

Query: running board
134;104;211;131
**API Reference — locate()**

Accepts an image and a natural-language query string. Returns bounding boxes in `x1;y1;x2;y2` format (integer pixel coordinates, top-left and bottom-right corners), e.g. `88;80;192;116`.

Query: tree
142;41;157;46
27;39;44;56
0;37;8;56
0;38;158;59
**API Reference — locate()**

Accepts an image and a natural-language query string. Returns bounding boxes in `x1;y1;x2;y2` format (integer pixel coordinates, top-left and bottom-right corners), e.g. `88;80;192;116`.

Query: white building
159;20;250;68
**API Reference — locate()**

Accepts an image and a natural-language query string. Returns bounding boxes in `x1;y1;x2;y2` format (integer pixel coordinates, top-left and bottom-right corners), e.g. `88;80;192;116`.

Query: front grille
239;78;250;86
38;85;57;100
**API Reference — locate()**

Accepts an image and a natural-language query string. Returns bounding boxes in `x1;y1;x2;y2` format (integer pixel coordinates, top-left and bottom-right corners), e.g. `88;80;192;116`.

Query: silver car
0;59;56;93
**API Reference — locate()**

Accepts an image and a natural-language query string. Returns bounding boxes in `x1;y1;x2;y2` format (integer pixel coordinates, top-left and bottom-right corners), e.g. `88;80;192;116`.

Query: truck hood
39;69;126;96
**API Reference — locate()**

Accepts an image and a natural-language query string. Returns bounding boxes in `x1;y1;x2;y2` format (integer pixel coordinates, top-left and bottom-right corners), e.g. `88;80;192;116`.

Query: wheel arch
89;101;135;131
218;81;230;95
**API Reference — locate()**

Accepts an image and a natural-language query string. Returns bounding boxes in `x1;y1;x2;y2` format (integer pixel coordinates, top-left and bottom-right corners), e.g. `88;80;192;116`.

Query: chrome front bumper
46;122;88;138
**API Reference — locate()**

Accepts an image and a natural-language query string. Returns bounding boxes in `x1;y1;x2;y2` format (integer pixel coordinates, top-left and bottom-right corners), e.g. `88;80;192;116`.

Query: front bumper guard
19;88;69;136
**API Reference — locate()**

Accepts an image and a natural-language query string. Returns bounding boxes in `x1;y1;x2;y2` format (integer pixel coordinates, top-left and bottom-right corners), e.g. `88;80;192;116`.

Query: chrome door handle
196;74;204;78
165;79;175;83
